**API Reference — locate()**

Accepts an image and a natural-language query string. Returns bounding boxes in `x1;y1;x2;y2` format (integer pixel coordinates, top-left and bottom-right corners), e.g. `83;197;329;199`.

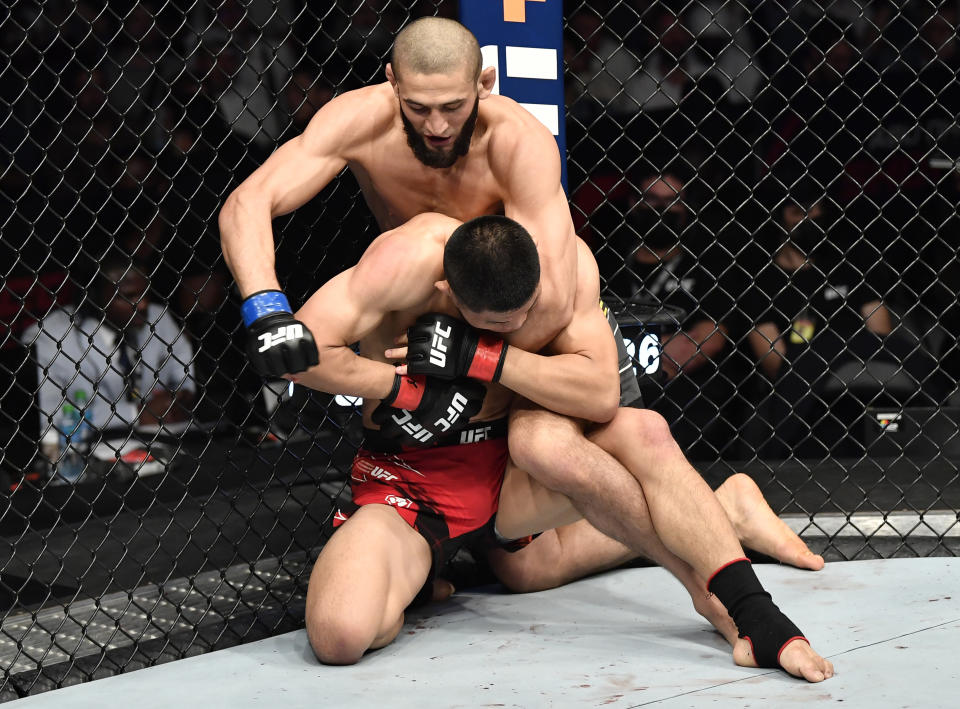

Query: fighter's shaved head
391;17;482;82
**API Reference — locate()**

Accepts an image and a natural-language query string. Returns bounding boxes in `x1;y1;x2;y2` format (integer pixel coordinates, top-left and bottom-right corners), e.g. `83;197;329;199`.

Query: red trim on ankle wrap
707;557;751;588
776;636;809;664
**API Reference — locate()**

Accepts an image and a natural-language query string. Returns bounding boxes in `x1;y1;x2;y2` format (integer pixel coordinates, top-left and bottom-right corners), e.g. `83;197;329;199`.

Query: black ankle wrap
707;558;807;668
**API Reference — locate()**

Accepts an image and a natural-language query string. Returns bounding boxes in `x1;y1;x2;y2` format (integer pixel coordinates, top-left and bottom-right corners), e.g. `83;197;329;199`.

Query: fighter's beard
401;96;479;169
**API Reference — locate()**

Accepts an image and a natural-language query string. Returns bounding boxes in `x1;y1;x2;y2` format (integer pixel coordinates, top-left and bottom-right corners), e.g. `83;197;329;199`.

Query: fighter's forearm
497;347;619;423
219;189;282;299
293;346;397;401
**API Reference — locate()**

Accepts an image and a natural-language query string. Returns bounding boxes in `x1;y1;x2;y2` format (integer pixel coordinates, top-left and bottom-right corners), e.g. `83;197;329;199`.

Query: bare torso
346;84;507;229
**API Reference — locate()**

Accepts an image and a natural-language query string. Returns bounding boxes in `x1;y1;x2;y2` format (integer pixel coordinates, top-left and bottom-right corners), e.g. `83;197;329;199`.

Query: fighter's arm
488;118;578;321
292;233;435;400
219;90;378;297
497;246;620;423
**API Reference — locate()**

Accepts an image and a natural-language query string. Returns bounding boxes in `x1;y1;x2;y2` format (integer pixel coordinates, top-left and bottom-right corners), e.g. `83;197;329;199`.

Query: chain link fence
1;0;958;699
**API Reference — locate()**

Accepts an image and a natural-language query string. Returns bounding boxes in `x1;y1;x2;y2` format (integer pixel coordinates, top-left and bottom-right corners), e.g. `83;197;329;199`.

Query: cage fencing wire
1;0;958;700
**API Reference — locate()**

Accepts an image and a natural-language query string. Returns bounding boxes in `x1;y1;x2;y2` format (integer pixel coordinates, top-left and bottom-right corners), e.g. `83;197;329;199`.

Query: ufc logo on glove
431;392;469;432
429;321;452;367
257;324;305;353
390;409;435;443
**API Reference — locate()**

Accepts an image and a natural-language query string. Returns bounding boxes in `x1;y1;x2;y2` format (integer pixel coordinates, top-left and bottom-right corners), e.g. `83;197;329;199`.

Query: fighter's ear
386;63;399;92
478;66;496;99
435;280;452;297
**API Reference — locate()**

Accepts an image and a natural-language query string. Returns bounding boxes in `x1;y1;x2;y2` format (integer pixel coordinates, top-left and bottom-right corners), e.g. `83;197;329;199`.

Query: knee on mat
307;613;368;665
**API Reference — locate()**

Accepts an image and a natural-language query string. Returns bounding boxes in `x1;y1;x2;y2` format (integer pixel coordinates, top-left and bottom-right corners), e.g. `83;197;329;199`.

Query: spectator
21;254;195;482
597;171;741;459
742;189;933;457
913;5;960;404
564;6;658;174
761;25;876;201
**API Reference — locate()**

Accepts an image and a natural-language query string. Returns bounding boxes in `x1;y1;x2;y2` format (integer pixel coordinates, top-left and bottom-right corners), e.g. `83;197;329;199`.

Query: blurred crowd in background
1;0;958;481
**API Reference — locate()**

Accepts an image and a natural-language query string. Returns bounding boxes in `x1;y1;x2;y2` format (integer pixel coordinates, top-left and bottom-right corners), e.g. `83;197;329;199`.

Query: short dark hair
444;216;540;313
392;17;482;82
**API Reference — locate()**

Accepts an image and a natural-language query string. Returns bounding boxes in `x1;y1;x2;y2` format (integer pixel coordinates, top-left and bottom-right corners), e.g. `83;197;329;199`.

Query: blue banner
460;0;567;190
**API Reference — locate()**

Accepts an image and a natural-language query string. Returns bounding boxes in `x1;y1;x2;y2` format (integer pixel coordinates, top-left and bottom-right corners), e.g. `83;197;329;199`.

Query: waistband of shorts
361;418;508;454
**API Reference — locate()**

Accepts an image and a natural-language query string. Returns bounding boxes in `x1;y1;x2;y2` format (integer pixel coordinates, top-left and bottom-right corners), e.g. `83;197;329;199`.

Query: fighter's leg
492;459;739;646
492;473;822;589
507;402;742;583
508;404;833;681
715;473;824;571
305;504;432;665
489;519;633;593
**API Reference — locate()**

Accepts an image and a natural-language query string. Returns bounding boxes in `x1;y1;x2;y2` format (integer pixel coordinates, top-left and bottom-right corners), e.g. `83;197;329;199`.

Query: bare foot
733;636;835;682
692;589;739;647
715;474;825;571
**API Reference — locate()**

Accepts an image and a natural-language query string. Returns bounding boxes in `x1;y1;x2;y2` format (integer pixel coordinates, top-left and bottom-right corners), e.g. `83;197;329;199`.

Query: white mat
12;558;960;708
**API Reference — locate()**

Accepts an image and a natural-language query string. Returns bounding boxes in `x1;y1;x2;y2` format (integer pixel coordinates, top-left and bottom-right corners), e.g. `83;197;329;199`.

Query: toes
780;639;834;683
734;637;834;683
801;665;827;683
795;549;826;571
801;655;834;683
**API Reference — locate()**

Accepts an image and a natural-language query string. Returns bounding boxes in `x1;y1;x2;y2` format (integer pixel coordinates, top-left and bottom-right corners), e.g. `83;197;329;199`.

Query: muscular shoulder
300;83;397;159
574;237;602;307
353;213;459;307
482;95;562;184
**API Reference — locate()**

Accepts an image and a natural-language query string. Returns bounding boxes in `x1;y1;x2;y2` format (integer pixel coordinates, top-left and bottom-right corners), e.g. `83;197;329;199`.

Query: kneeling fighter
287;213;832;681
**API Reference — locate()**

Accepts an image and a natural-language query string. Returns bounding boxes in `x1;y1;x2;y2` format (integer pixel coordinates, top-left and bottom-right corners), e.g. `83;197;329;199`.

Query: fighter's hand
384;333;409;374
242;290;319;377
405;313;507;382
372;374;486;444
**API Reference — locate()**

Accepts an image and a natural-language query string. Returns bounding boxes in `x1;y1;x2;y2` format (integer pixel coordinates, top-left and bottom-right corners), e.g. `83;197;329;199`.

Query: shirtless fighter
293;213;833;682
219;17;822;591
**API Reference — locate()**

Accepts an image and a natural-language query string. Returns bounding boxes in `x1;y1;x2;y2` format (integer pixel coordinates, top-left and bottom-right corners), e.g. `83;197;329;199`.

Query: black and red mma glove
372;374;486;446
405;313;507;382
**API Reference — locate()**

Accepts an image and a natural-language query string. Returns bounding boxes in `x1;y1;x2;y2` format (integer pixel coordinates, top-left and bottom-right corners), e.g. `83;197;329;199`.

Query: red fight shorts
334;420;539;576
338;437;505;538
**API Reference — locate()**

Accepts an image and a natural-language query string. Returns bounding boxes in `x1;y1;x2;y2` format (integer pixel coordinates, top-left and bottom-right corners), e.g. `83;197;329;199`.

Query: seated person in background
743;192;930;457
21;254;195;481
597;171;740;458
